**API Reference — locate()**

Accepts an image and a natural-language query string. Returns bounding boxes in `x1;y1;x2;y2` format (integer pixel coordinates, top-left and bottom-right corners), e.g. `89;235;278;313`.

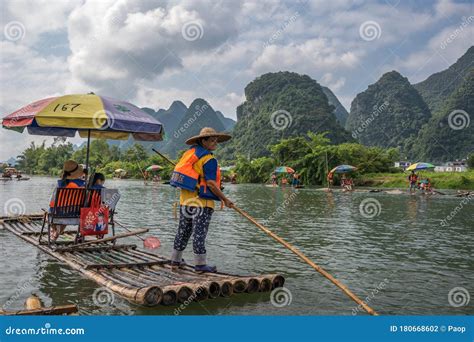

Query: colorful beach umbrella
145;165;163;172
220;166;234;172
275;166;295;173
406;162;435;171
114;168;126;173
1;93;164;169
329;165;357;174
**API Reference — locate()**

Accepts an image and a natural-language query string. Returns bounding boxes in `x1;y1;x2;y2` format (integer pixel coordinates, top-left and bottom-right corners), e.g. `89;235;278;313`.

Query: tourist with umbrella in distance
169;127;233;273
328;165;357;191
406;162;435;193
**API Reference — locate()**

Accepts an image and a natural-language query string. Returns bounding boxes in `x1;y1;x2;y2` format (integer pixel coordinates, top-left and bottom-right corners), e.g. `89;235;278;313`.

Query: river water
1;177;472;315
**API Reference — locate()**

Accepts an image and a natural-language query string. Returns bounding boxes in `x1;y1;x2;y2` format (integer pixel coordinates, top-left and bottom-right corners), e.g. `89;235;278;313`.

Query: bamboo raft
0;214;284;307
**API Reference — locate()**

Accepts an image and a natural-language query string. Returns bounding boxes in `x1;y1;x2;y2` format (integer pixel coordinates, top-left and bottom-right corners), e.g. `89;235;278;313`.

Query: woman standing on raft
169;127;234;273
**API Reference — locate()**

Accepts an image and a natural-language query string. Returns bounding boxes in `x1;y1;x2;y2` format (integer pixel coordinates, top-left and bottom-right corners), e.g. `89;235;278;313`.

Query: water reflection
1;177;473;315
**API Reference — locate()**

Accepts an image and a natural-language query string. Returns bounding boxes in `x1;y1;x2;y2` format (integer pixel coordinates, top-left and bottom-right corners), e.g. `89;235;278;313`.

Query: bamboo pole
162;289;178;306
55;244;137;253
1;218;286;307
70;228;149;248
1;221;162;306
258;277;272;292
152;148;175;166
232;279;247;293
115;220;147;242
232;205;378;316
219;281;233;297
202;281;221;298
162;285;194;303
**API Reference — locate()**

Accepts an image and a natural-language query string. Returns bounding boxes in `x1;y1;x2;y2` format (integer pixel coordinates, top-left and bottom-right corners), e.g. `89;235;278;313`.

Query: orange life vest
49;179;85;208
170;145;221;201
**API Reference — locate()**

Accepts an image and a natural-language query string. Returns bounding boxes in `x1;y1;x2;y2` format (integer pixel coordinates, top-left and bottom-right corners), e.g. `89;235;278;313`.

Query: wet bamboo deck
0;214;284;307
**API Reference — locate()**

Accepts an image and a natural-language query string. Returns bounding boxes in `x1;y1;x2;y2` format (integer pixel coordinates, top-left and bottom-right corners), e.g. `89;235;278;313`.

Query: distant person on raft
169;127;234;273
408;171;418;193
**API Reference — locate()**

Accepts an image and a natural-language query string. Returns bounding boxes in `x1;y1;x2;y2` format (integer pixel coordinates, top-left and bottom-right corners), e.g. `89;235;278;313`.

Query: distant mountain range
346;46;473;162
322;86;348;126
65;47;474;163
159;98;232;157
219;71;352;159
345;70;432;150
105;99;236;157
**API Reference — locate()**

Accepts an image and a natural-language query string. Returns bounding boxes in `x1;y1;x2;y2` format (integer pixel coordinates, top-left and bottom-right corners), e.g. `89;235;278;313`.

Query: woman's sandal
194;265;217;273
170;258;187;271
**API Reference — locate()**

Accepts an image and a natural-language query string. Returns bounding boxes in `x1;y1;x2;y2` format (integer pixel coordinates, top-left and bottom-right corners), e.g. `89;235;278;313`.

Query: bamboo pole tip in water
139;286;163;306
259;278;272;292
246;278;260;294
207;282;221;299
194;286;209;302
232;279;247;293
177;286;194;304
220;282;233;297
271;275;285;289
162;290;178;306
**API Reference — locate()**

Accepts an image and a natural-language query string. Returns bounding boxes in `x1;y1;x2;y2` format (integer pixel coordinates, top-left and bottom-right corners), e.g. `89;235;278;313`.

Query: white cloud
134;86;198;112
321;73;346;92
66;0;240;98
399;18;474;83
2;0;81;45
1;0;473;161
251;39;361;76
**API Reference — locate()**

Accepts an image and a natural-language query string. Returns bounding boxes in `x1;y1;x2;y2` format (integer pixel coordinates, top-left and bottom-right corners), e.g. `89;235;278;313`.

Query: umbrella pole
85;129;91;171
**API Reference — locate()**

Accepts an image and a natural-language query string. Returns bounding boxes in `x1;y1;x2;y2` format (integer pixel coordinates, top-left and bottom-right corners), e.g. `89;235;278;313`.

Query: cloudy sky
1;0;472;161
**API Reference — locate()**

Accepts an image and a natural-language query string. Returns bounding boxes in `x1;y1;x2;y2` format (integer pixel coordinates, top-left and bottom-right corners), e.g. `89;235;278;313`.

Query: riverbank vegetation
9;134;472;190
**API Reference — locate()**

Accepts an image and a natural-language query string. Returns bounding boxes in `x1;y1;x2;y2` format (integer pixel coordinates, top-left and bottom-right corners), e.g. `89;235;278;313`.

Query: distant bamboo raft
0;214;284;307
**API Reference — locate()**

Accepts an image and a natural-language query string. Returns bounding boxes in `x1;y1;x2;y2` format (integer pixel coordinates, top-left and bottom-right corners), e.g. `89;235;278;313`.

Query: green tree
467;154;474;169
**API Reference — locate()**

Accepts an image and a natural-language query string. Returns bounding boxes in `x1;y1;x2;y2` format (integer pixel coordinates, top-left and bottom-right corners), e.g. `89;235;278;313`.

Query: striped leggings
173;205;214;257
